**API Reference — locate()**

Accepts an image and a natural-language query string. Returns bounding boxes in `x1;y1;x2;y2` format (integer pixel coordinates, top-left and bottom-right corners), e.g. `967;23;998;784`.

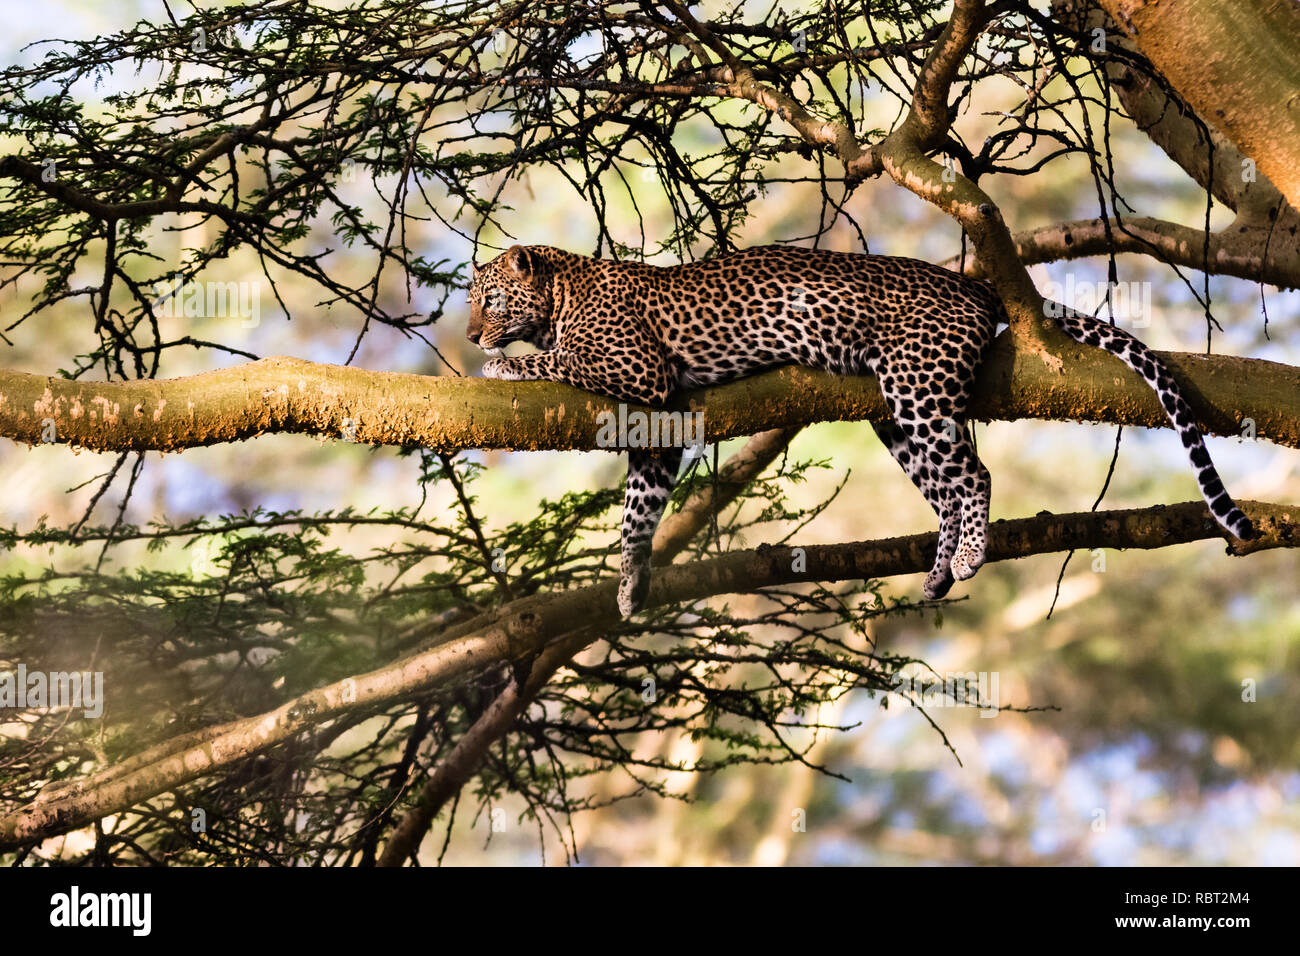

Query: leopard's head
466;245;553;354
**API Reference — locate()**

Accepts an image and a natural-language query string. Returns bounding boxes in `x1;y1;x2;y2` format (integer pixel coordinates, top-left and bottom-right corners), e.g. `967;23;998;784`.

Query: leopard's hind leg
871;420;960;599
876;367;991;593
948;425;991;581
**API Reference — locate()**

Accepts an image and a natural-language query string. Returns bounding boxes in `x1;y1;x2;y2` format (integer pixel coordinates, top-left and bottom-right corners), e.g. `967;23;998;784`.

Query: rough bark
3;341;1298;455
1093;0;1300;211
1005;2;1300;290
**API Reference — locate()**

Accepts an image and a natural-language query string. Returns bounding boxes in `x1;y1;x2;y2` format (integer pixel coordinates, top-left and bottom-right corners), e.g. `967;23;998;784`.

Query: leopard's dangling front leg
618;447;684;618
477;333;682;617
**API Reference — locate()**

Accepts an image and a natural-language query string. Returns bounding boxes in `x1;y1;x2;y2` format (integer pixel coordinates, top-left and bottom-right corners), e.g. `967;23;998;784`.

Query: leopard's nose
467;328;481;345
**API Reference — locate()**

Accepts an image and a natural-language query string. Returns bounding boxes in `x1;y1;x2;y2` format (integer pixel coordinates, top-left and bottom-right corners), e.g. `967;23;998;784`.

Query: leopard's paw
617;567;651;619
923;565;954;600
481;357;521;381
950;539;986;582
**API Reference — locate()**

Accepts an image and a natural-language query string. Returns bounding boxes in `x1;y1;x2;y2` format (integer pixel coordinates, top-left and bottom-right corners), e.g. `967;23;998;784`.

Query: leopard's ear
505;245;533;278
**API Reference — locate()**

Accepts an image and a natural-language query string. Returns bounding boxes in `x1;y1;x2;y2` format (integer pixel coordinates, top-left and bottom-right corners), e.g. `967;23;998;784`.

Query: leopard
465;243;1255;618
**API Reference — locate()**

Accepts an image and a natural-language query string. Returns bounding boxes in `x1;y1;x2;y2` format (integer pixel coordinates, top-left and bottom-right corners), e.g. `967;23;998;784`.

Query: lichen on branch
2;344;1297;455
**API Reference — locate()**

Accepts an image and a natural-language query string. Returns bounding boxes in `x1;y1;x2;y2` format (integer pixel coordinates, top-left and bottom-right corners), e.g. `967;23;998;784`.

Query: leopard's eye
485;290;508;313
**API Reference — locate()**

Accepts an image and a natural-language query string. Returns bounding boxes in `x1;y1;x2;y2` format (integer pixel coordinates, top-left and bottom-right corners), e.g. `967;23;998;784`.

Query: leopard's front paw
617;567;651;619
481;357;522;381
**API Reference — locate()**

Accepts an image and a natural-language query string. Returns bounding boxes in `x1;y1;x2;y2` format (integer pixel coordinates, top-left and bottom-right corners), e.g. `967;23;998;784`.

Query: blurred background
1;0;1297;865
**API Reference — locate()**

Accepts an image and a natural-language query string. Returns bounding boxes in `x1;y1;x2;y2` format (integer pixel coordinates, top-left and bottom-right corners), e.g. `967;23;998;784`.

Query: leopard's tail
1051;309;1255;540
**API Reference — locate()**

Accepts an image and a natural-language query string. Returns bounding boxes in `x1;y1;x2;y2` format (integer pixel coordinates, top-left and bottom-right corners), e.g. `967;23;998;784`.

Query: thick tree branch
4;497;1298;852
709;1;1066;360
1093;0;1300;212
878;0;1070;363
3;341;1297;454
943;214;1300;289
1052;1;1285;216
1031;2;1300;286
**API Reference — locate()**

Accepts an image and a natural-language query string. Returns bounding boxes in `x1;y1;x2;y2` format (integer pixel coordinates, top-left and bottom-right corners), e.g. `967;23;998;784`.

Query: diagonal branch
372;426;801;866
875;0;1069;362
0;156;261;227
712;0;1069;361
4;497;1297;852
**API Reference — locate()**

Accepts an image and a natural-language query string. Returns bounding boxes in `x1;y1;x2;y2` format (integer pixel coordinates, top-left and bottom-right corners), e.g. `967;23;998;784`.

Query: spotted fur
467;244;1254;617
